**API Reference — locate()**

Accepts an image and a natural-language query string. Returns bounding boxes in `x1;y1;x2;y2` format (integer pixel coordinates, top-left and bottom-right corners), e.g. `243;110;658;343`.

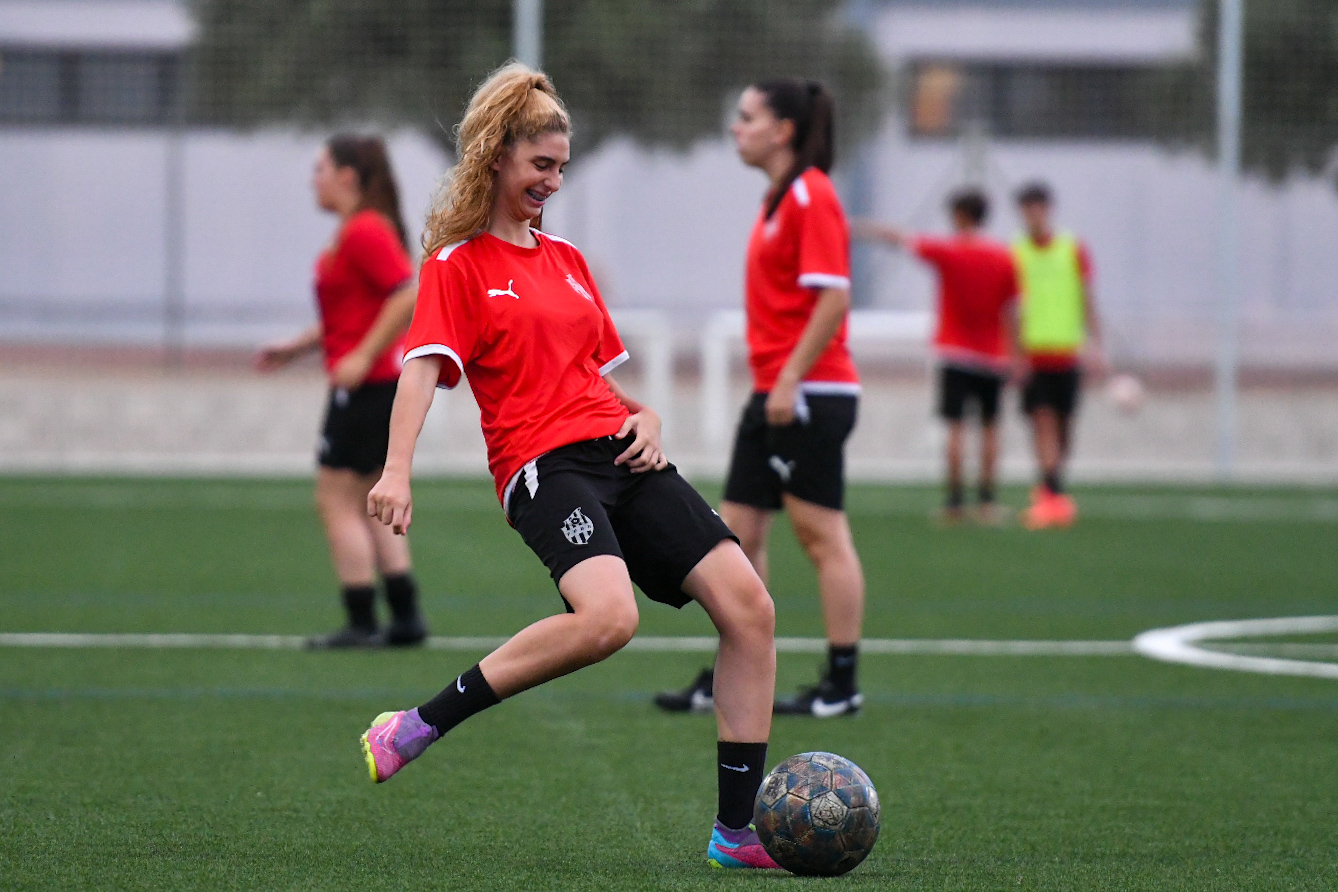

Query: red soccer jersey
744;168;859;394
912;234;1019;371
315;208;413;383
403;230;630;505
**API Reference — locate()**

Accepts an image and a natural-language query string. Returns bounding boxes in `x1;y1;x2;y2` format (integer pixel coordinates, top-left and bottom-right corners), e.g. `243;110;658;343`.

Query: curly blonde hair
421;62;571;260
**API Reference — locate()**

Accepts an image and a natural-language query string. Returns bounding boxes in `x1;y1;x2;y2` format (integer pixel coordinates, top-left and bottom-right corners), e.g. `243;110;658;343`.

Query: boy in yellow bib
1013;183;1106;529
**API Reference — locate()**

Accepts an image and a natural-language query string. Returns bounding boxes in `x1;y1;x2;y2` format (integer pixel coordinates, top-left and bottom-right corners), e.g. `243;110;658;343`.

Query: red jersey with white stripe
314;208;412;383
403;230;630;505
912;234;1018;372
744;167;859;393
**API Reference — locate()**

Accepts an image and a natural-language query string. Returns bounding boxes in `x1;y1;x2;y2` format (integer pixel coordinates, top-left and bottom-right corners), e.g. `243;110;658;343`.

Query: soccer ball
753;751;880;876
1106;373;1145;414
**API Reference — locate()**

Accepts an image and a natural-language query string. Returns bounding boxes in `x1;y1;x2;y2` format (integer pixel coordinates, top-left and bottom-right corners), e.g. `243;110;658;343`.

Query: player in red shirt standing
856;189;1019;523
656;80;866;719
256;135;428;648
360;64;781;870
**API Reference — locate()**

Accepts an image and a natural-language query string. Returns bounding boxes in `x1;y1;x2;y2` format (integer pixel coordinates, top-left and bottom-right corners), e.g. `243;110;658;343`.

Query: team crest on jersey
562;507;595;545
565;273;594;302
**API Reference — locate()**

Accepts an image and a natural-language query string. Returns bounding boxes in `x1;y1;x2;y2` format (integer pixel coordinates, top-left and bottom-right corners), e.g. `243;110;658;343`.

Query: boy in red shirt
858;189;1018;522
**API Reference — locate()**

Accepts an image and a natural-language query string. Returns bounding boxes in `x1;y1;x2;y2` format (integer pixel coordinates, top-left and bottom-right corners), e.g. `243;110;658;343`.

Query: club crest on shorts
562;507;595;545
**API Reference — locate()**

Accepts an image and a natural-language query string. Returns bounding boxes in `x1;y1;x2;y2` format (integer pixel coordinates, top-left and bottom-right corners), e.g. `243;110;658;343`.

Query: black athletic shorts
722;391;858;512
1022;369;1081;418
504;435;737;609
938;365;1005;423
318;380;397;474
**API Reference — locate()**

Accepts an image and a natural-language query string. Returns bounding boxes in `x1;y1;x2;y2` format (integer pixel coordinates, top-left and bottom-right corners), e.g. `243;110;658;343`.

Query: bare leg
980;422;999;497
1030;408;1064;485
479;555;639;698
315;467;380;586
719;501;774;586
683;541;776;743
782;495;864;647
368;510;412;577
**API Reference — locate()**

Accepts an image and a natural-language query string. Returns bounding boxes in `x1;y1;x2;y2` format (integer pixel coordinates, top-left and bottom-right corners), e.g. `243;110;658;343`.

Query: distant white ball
1106;373;1145;414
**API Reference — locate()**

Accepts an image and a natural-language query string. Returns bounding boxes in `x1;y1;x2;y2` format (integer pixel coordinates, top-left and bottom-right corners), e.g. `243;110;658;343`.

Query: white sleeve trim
404;344;464;389
599;350;630;377
791;177;811;207
435;241;467;262
798;272;851;290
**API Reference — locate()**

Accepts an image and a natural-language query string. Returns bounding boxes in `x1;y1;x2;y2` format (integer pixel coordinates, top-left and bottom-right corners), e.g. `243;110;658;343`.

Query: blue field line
2;685;1337;713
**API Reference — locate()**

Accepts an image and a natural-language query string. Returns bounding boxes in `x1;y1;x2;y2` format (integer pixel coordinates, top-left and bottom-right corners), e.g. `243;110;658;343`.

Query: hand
850;219;906;247
330;350;374;390
1010;354;1031;387
613;409;668;473
765;378;799;426
1085;343;1110;381
368;470;413;535
254;340;303;372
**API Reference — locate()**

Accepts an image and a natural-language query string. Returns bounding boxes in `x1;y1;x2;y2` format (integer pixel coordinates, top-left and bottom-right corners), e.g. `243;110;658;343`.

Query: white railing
698;309;932;446
608;309;674;437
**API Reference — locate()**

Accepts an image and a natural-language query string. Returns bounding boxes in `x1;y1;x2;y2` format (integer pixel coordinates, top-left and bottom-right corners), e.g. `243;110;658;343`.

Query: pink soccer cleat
360;708;438;783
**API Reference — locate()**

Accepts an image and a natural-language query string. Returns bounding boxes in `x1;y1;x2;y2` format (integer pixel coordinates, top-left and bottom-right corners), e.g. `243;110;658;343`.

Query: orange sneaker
1023;488;1077;530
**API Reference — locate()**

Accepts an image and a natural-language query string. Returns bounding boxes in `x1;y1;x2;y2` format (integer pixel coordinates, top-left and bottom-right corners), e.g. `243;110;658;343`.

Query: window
0;49;181;125
908;61;1196;140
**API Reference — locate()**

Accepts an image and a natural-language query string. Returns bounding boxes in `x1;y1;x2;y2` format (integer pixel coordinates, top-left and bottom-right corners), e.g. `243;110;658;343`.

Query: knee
728;574;775;644
580;601;639;660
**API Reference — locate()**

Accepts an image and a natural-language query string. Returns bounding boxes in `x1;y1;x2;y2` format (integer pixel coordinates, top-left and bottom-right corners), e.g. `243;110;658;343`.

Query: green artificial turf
2;477;1337;890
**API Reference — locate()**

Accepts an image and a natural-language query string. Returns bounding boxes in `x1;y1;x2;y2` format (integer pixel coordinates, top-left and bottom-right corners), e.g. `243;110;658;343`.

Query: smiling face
730;87;794;172
311;148;360;215
491;131;570;227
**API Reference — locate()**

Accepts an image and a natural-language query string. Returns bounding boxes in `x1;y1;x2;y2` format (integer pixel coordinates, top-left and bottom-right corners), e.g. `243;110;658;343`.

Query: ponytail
326;134;409;251
754;78;836;219
422;62;571;260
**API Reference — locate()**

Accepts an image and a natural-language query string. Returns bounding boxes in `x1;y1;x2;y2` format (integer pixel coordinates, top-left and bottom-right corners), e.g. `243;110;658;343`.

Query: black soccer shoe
377;616;429;648
305;625;384;649
654;668;715;713
773;677;863;718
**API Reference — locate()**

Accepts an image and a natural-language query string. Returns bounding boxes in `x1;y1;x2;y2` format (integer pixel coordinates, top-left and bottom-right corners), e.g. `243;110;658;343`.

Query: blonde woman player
656;79;867;719
360;63;783;870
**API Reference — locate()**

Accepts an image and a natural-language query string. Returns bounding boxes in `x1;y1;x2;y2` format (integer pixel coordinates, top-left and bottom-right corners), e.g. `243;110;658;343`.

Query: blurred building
2;0;1336;369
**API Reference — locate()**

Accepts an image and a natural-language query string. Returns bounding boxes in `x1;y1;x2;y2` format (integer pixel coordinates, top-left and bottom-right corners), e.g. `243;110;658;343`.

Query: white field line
1132;616;1338;679
0;632;1131;656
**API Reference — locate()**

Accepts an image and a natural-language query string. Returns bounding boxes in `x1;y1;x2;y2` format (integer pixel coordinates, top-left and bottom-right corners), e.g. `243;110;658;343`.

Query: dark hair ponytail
326;134;410;251
754;78;835;219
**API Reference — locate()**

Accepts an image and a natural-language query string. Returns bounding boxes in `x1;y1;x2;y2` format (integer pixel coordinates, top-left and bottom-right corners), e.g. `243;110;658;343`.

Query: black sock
417;664;501;736
341;585;377;631
717;741;768;830
828;644;858;691
1043;472;1063;495
978;482;995;505
382;572;420;623
946;481;965;509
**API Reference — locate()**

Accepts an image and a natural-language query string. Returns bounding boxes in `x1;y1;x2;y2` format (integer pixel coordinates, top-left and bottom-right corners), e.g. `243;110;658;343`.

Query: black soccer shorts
318;380;397;474
722;391;858;512
1022;368;1082;419
505;435;737;609
938;365;1005;423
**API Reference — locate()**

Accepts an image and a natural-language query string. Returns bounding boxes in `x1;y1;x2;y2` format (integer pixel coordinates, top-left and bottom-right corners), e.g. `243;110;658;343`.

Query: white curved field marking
1132;616;1338;679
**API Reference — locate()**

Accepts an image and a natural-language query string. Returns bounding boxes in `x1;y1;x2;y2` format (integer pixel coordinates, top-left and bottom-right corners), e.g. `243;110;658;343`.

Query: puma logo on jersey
565;273;593;302
487;279;520;299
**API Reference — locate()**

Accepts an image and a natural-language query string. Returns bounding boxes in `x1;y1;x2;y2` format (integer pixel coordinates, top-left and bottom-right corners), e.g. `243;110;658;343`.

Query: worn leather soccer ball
753;751;880;876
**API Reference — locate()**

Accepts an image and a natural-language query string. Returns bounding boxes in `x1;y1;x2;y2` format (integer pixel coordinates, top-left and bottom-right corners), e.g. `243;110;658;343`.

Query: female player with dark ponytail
360;63;781;870
256;135;428;648
657;80;867;719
